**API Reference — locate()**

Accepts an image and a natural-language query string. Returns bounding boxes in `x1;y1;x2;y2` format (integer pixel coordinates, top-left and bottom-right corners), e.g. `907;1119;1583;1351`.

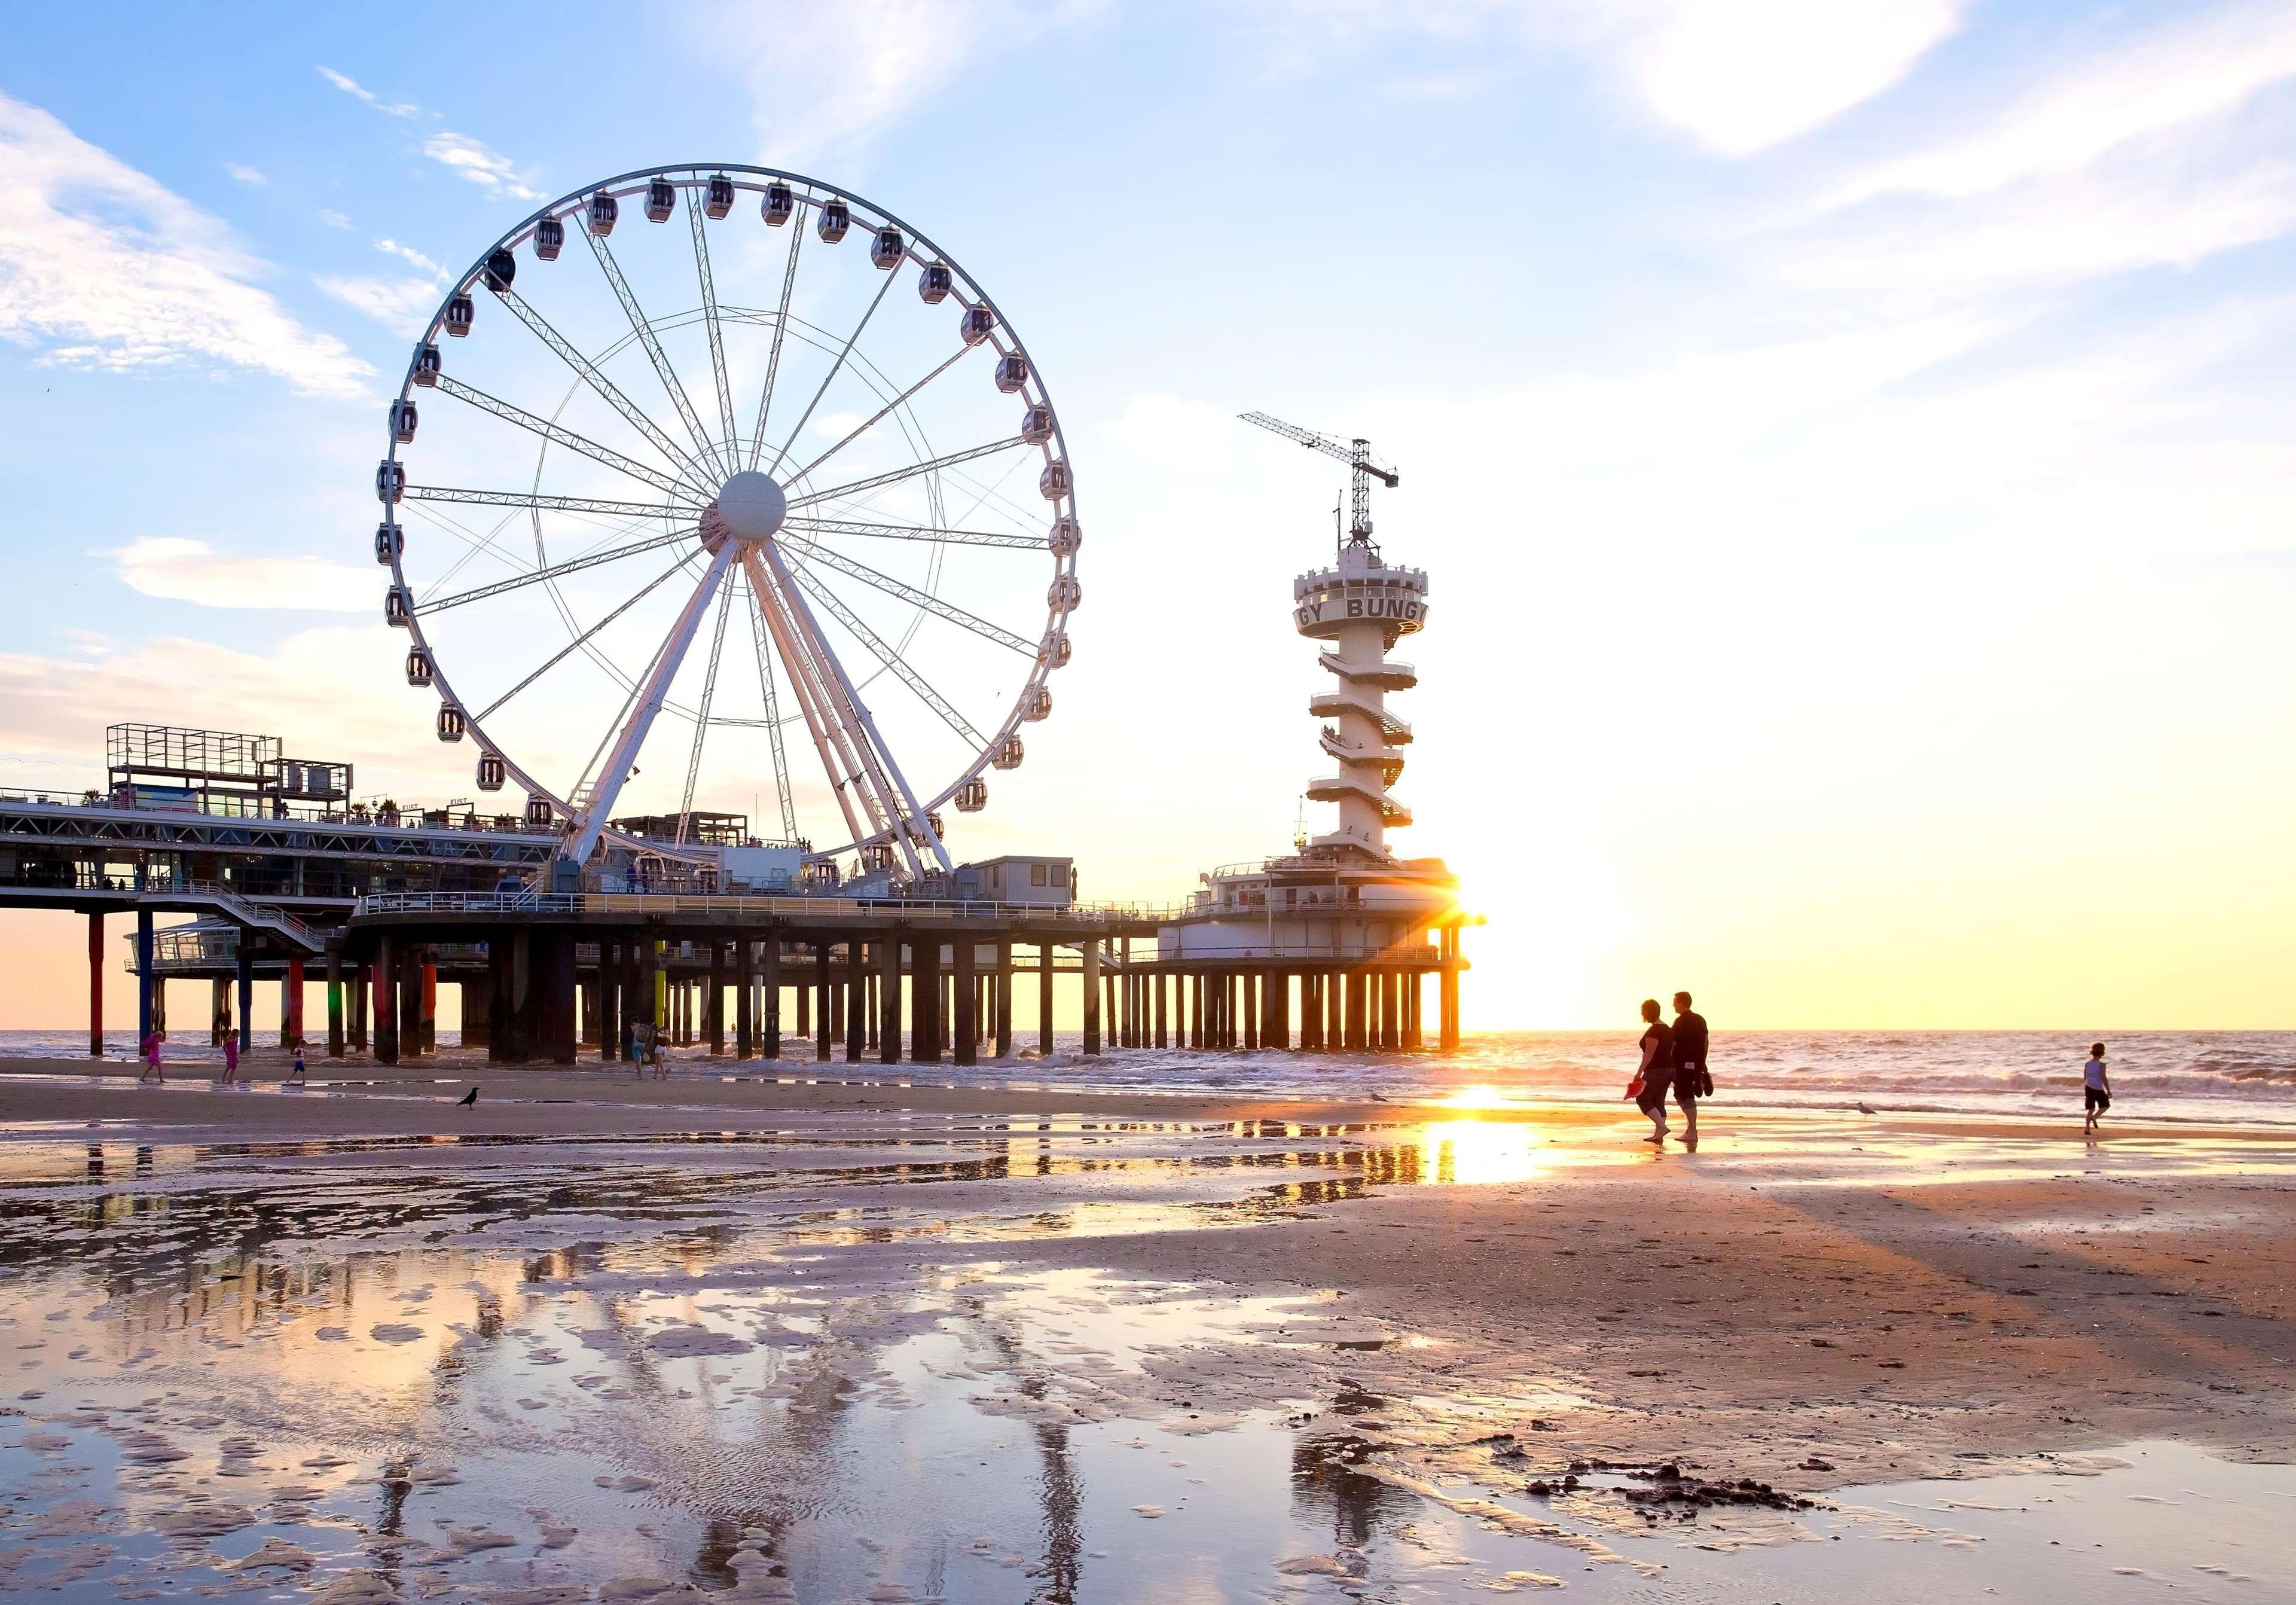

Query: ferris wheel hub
702;469;788;552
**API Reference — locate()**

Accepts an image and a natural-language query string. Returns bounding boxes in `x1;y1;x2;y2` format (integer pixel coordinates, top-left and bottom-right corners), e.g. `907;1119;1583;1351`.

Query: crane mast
1237;411;1399;550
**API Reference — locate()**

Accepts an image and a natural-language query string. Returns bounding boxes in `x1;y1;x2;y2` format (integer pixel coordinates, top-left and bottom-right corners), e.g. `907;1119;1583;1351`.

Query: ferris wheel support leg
759;540;947;877
560;541;739;869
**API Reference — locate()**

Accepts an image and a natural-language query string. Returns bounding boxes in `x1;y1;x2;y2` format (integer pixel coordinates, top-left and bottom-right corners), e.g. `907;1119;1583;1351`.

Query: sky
2;1;2294;1031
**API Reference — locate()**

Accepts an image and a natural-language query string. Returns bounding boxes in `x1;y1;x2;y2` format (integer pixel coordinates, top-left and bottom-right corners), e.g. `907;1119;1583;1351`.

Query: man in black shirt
1672;991;1709;1148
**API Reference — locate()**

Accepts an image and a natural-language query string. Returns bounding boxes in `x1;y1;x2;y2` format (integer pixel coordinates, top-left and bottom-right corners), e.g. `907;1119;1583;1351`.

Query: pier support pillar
1080;939;1100;1057
134;908;154;1048
235;944;253;1058
542;929;578;1066
397;945;423;1061
1154;970;1167;1049
1403;970;1422;1051
910;937;939;1063
349;968;367;1052
326;950;344;1058
420;957;436;1054
993;939;1012;1059
795;964;810;1039
1439;928;1460;1054
211;977;230;1049
762;936;781;1059
879;933;903;1066
708;941;726;1057
735;939;755;1060
373;936;398;1066
285;959;305;1049
87;912;104;1057
1037;942;1055;1056
952;935;977;1067
847;939;866;1066
814;942;832;1063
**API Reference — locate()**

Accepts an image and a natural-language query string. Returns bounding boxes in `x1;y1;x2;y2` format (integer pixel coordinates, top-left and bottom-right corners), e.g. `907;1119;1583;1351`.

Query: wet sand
2;1054;2291;1598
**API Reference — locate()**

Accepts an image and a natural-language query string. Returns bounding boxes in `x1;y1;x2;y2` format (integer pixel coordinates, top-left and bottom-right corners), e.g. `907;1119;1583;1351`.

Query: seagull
1857;1101;1877;1115
457;1087;478;1107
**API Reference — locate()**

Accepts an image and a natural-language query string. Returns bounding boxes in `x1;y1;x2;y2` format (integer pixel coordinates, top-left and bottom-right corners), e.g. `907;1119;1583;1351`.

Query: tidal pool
1;1119;2288;1601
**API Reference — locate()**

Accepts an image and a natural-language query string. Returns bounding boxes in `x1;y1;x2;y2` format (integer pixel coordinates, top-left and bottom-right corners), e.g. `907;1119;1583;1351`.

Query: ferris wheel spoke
764;270;899;480
775;533;1034;656
784;515;1037;550
744;221;805;472
743;582;802;843
561;542;741;866
473;551;700;722
686;191;742;478
787;436;1029;512
433;375;700;501
492;290;721;495
405;484;682;520
584;228;722;477
415;526;697;616
674;579;738;844
780;345;974;491
786;553;985;746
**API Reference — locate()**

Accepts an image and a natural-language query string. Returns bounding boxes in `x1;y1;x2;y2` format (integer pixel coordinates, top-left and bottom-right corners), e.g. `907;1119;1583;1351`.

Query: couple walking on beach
1631;991;1708;1148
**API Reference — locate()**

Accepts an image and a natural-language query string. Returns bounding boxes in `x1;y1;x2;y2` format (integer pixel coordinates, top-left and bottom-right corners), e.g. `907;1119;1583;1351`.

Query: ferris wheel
373;164;1080;881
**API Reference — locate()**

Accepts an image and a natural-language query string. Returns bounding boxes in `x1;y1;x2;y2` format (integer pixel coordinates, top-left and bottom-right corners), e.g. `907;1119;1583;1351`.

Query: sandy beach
2;1055;2291;1599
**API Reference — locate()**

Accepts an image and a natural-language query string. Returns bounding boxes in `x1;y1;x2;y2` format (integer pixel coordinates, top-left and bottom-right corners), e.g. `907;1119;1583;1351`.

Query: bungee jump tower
1135;414;1472;1055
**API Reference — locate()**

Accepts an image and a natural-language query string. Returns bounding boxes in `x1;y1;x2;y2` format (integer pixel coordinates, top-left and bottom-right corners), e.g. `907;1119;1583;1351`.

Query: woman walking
1632;999;1674;1145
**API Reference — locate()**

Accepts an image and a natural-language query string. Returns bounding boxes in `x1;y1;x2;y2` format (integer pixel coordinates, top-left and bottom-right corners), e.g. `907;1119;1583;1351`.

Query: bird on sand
457;1087;478;1107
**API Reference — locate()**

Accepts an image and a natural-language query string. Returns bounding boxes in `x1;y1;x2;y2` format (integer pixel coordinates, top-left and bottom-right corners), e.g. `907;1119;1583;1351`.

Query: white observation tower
1147;414;1471;1054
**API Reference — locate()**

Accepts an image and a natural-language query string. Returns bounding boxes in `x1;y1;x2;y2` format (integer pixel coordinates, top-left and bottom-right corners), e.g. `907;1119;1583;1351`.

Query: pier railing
353;889;1187;924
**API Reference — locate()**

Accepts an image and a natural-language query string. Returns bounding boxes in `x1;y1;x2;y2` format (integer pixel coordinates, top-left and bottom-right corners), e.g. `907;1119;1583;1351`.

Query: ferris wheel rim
378;161;1080;867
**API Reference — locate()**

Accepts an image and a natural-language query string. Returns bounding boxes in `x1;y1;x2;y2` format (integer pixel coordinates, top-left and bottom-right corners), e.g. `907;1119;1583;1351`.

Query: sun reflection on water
1416;1118;1546;1186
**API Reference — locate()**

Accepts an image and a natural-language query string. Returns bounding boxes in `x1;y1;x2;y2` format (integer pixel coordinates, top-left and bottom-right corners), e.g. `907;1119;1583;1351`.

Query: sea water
13;1028;2292;1126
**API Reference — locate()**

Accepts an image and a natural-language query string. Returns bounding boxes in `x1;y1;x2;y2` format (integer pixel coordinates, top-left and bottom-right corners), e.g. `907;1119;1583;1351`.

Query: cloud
317;209;352;229
0;91;374;398
1785;160;2296;294
375;237;444;277
698;0;1107;158
315;274;439;337
1253;0;1967;154
224;161;266;187
111;538;376;612
317;66;420;119
420;131;541;200
1829;2;2296;206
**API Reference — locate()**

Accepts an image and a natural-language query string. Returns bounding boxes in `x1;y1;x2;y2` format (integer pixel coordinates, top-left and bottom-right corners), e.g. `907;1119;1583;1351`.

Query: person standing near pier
1672;991;1709;1150
138;1029;164;1084
1634;999;1674;1143
219;1032;239;1086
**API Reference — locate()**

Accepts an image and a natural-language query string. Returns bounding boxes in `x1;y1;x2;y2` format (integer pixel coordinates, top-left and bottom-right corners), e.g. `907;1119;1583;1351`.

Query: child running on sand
138;1030;164;1084
2084;1042;2111;1134
219;1033;239;1086
289;1042;307;1084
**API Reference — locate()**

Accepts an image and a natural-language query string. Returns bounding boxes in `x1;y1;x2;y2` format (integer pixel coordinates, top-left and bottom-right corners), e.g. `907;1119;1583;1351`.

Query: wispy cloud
316;65;420;119
0;92;373;398
699;0;1107;160
110;538;373;612
317;63;540;200
223;161;266;187
419;130;541;200
1828;2;2296;206
315;274;439;338
317;209;352;229
374;237;444;277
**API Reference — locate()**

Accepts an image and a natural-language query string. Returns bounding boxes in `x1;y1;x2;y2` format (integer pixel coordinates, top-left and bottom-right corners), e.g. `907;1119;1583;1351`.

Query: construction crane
1238;411;1399;551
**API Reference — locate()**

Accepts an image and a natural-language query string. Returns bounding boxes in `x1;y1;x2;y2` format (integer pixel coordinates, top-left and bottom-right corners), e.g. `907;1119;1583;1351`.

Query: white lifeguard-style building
1147;415;1471;1053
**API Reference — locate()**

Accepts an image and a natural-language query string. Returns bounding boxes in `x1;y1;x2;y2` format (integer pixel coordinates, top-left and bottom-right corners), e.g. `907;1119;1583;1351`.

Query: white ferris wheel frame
377;163;1080;879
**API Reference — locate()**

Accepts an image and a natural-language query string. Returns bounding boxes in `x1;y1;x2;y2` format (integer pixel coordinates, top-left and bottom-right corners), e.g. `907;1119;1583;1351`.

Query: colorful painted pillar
87;912;104;1057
